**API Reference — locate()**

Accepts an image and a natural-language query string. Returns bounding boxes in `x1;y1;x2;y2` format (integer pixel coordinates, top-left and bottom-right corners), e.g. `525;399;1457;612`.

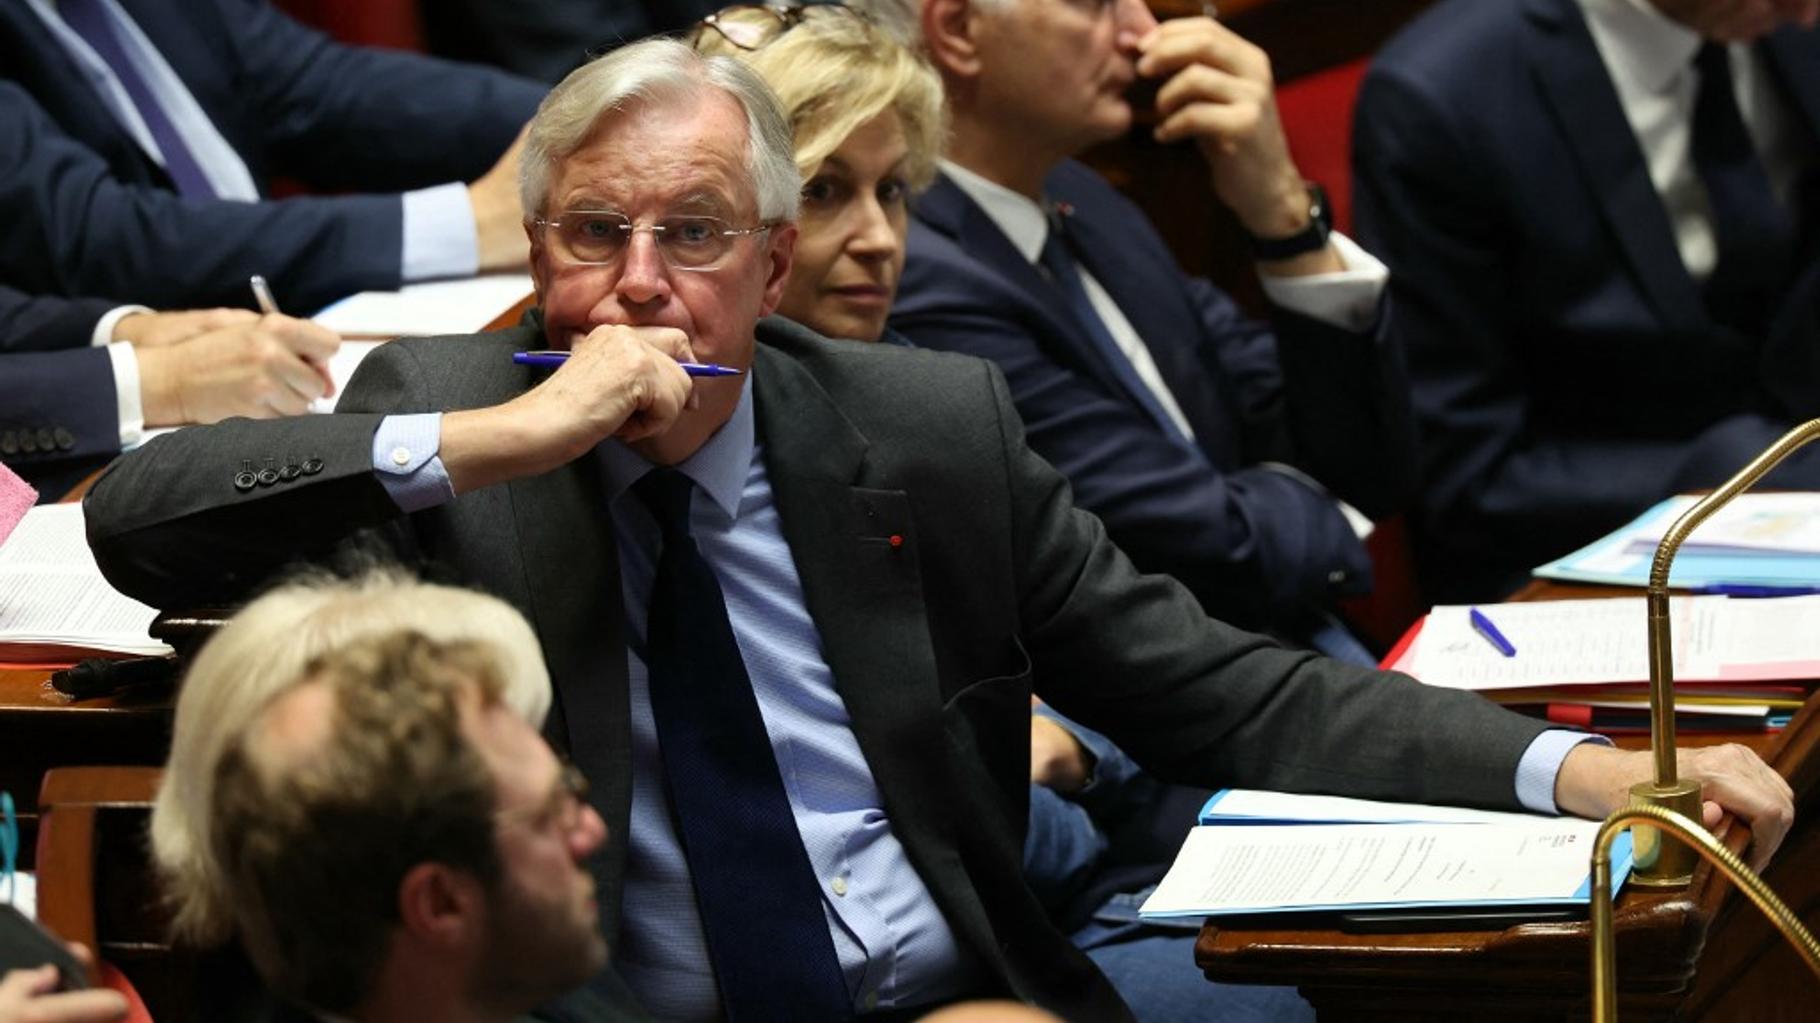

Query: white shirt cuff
372;412;455;512
106;341;145;448
1257;231;1389;332
92;304;153;348
1514;728;1613;815
401;183;480;282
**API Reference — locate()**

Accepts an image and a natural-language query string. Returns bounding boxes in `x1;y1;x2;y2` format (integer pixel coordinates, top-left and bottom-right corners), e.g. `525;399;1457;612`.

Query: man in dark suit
0;284;337;497
893;0;1414;653
1354;0;1820;602
0;0;542;313
84;39;1794;1023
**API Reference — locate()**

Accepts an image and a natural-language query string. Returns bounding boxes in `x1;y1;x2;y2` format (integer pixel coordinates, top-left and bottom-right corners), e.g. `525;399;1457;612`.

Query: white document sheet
1625;493;1820;556
0;504;170;658
311;274;533;337
1202;789;1548;826
1140;819;1616;917
1406;596;1820;690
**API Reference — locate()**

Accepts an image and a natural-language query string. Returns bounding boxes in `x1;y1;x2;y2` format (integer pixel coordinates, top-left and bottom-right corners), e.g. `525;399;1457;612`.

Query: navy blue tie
58;0;216;199
634;469;850;1022
1693;42;1793;334
1038;212;1195;450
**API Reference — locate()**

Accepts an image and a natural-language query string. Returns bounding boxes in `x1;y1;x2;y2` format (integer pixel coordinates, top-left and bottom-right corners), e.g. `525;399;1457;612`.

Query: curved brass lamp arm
1645;418;1820;786
1632;418;1820;886
1590;804;1820;1022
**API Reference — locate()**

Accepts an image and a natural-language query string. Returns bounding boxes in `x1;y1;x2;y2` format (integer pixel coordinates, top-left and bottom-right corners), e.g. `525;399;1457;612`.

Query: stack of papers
1140;790;1631;919
1536;493;1820;588
0;504;170;664
312;273;534;338
1385;597;1816;732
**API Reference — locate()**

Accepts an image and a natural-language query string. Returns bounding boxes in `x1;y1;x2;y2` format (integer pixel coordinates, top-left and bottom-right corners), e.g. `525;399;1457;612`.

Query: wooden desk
1196;581;1820;1020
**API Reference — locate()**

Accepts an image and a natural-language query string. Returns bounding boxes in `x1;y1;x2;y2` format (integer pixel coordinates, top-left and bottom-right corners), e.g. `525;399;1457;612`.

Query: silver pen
249;274;280;315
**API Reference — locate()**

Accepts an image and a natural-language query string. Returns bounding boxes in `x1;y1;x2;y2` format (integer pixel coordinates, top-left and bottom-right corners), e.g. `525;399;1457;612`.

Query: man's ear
757;223;798;317
922;0;985;80
396;863;484;947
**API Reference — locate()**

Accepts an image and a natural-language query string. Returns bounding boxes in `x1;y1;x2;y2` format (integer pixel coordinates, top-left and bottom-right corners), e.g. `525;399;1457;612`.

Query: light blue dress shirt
26;0;478;286
594;380;982;1020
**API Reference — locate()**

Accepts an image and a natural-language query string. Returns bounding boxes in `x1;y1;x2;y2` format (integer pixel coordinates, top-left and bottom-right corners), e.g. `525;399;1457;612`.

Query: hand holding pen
250;275;338;400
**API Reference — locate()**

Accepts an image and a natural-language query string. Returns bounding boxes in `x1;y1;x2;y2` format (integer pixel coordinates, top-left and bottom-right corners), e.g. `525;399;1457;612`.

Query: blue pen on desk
1693;583;1820;598
1468;607;1517;658
511;350;744;377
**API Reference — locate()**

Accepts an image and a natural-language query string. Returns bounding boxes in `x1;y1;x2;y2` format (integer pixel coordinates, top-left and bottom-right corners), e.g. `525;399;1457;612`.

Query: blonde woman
691;2;943;344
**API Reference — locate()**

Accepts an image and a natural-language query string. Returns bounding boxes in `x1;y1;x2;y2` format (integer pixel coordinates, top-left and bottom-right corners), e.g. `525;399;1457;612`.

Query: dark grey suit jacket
84;318;1551;1021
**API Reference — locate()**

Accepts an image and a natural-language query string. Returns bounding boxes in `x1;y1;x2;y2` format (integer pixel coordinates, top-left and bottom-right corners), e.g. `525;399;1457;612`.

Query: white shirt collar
1578;0;1705;96
939;159;1052;265
599;373;755;522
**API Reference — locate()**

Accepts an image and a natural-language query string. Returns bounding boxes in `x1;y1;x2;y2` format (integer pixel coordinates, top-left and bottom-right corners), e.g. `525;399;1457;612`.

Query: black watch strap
1243;182;1332;261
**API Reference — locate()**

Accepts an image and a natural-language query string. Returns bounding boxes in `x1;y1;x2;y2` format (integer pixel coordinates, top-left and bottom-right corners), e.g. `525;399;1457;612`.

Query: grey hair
520;38;801;222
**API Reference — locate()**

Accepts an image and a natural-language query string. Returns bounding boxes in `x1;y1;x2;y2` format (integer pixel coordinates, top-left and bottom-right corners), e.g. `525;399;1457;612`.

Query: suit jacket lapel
1525;0;1708;329
507;453;636;939
1764;27;1820;141
1054;178;1239;462
750;334;1003;967
918;173;1169;414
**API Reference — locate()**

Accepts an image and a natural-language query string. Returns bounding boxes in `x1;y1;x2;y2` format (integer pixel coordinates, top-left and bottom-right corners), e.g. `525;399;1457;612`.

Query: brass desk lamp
1589;418;1820;1018
1632;418;1820;885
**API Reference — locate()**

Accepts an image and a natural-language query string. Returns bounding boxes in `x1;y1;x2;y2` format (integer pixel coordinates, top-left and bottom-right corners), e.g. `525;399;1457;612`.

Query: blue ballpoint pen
512;350;744;377
1467;607;1517;658
1693;583;1820;598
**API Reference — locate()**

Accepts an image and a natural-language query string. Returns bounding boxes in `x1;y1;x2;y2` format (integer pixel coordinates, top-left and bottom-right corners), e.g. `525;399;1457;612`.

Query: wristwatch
1244;182;1332;261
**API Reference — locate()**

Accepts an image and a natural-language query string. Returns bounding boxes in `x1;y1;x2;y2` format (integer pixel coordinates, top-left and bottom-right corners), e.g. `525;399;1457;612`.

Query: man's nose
1117;0;1158;44
615;230;672;307
572;805;609;859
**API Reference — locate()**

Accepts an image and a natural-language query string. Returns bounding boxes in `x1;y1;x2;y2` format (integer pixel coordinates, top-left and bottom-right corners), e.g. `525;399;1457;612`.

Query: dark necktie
634;469;850;1022
1037;211;1195;449
1692;42;1793;334
57;0;217;199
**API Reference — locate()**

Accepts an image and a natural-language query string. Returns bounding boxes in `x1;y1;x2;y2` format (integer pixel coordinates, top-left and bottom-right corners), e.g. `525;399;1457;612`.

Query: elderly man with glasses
85;34;1793;1023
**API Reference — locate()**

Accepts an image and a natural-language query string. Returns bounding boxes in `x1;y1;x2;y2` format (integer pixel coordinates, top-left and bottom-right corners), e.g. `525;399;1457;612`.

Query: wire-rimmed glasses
531;210;773;271
688;1;867;52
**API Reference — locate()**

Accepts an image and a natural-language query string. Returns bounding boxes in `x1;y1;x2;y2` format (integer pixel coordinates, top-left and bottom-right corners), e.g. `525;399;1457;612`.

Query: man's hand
469;125;530;272
1137;17;1342;275
137;314;341;426
440;325;696;494
112;307;258;348
0;961;128;1023
1030;714;1094;794
1555;742;1795;870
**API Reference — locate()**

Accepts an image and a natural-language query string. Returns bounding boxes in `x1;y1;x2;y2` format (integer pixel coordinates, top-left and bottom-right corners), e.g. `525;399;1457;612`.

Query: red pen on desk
511;350;744;377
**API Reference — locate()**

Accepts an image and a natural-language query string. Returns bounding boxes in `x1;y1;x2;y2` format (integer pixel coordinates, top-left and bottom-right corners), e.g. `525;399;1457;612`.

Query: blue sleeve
0;284;117;354
0;348;122;474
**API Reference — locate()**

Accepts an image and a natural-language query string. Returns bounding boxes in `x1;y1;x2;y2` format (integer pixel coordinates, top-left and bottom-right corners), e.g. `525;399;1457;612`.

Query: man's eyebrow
555;193;624;212
670;191;734;215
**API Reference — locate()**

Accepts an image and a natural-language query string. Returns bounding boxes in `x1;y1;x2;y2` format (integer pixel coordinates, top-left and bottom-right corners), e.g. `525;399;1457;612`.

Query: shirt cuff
1514;729;1613;815
401;183;480;283
372;413;455;512
1257;231;1389;333
92;304;153;348
106;342;144;448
